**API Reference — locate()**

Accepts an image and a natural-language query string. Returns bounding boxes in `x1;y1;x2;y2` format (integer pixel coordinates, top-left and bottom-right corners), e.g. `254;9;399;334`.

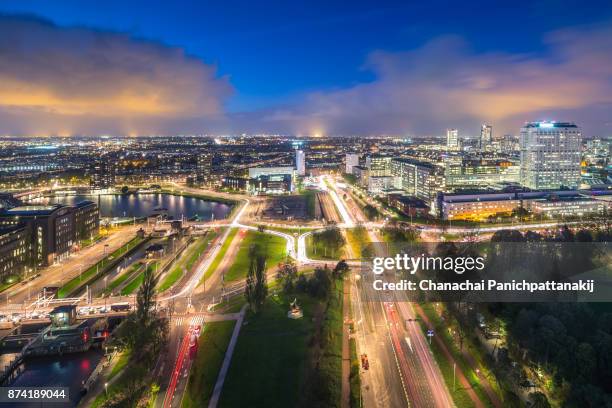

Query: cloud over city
0;14;611;137
253;24;612;136
0;14;232;135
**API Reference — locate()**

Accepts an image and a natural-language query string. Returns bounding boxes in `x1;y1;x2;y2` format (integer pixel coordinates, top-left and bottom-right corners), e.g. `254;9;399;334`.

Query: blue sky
0;0;611;136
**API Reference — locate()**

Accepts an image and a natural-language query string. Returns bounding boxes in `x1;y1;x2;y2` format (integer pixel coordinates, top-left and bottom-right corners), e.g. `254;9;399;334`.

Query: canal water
31;193;232;220
2;349;104;407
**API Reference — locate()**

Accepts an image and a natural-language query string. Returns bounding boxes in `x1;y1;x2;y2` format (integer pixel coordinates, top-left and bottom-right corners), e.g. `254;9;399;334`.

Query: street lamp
104;383;108;396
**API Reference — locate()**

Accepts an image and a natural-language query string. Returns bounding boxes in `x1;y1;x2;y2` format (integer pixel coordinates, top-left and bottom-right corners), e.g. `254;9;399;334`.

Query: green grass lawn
306;234;344;260
224;230;287;282
108;351;131;381
58;236;143;298
121;262;158;295
198;227;236;287
104;263;141;295
345;228;370;259
219;281;343;408
183;321;236;408
157;230;221;293
219;294;315;408
0;275;20;294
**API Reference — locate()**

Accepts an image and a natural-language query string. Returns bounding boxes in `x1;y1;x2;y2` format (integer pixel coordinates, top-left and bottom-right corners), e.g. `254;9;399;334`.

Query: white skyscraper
295;149;306;176
519;121;582;189
345;153;360;174
446;128;459;149
480;124;493;149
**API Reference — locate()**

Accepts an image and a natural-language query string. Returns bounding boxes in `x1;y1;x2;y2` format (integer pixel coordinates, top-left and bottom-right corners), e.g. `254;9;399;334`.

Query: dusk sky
1;0;611;137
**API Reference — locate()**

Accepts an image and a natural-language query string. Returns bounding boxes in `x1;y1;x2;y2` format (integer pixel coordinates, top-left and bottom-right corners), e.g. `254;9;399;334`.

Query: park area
218;279;344;407
224;230;287;281
183;321;236;408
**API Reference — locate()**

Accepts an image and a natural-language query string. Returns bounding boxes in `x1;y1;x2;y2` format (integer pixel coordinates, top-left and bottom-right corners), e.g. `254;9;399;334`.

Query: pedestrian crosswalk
173;315;205;327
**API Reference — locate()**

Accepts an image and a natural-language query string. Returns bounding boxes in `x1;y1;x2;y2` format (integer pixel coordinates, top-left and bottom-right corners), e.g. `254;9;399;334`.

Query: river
31;193;232;220
2;350;104;407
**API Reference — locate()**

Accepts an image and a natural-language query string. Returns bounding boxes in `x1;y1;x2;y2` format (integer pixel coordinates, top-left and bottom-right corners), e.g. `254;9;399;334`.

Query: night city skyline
0;3;611;408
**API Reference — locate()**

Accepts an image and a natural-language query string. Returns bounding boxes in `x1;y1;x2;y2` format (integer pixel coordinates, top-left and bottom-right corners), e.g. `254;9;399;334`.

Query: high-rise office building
519;121;582;189
366;155;392;177
295;149;306;176
90;157;116;190
390;158;445;212
446;129;459;149
480;124;493;150
197;153;214;185
345;153;360;174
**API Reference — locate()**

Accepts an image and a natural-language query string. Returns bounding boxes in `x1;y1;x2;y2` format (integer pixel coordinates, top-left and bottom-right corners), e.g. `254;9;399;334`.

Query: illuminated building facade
444;159;520;189
447;128;459;149
345;153;360;174
295;149;306;176
366;155;392;177
391;158;445;210
519;121;582;189
0;224;31;281
0;201;99;266
90;157;116;190
480;124;493;150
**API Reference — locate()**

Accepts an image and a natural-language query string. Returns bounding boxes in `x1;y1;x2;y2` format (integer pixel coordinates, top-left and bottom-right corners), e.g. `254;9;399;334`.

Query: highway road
326;175;453;407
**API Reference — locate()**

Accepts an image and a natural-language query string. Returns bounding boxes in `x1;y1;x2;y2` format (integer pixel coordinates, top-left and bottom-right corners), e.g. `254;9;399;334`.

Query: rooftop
523;121;578;129
5;204;64;216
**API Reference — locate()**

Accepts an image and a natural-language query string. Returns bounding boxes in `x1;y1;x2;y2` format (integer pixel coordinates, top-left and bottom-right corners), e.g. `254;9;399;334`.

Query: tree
333;260;350;280
491;229;525;242
558;225;574;242
245;257;256;310
257;224;265;233
121;185;129;194
529;392;551;408
313;226;345;257
363;204;379;221
512;206;530;221
245;246;268;313
136;265;159;328
309;266;332;298
277;260;298;293
575;229;593;242
254;254;268;312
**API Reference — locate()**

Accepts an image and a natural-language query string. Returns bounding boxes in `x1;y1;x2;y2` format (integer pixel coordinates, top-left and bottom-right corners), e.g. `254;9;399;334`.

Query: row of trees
105;267;168;406
311;226;346;258
488;227;612;407
277;259;349;299
491;224;611;243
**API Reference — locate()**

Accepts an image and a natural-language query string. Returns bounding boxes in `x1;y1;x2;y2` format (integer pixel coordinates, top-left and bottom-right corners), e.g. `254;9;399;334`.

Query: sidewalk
207;304;247;408
415;304;503;408
77;350;123;407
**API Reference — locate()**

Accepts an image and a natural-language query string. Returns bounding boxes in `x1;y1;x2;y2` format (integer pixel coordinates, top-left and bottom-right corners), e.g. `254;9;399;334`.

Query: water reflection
3;350;104;407
32;193;232;220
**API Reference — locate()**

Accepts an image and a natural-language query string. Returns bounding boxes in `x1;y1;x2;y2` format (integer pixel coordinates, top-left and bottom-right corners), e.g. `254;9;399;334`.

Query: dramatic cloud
253;24;612;136
1;14;611;137
0;15;232;135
